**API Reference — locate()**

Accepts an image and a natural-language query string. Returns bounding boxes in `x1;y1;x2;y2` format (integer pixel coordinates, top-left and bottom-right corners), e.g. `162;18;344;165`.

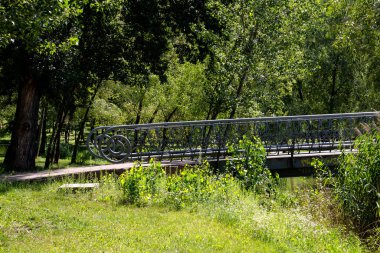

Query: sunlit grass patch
0;181;276;252
0;173;366;253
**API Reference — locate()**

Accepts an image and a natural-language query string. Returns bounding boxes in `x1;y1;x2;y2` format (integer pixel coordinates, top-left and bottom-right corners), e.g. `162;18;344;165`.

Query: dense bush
119;161;240;209
335;131;380;234
226;135;278;195
119;160;165;206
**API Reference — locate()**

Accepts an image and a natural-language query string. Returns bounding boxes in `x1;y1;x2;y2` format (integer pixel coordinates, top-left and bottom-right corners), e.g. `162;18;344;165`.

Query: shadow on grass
0;180;47;194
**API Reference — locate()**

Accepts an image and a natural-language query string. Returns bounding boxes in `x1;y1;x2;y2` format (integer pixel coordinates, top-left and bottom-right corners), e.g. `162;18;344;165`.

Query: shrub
76;150;94;164
119;160;165;206
226;135;278;195
164;163;240;210
119;160;241;210
335;131;380;233
164;165;210;209
59;143;72;159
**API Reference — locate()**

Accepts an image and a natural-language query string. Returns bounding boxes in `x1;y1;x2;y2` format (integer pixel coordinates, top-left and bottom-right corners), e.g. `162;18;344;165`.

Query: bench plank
59;183;100;189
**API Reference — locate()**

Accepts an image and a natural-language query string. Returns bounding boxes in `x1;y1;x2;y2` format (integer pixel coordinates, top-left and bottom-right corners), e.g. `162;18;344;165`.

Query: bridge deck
0;160;197;182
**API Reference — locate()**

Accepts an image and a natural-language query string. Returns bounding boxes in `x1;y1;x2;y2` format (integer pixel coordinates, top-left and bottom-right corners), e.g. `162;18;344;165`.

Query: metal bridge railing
86;112;379;163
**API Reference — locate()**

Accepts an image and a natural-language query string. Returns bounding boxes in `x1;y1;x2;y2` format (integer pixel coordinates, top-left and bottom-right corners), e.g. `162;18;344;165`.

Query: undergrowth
334;131;380;250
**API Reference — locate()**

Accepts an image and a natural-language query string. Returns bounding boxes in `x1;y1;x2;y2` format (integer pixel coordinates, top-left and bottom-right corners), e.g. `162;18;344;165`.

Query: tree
200;0;295;119
0;0;83;171
1;0;225;171
283;0;380;114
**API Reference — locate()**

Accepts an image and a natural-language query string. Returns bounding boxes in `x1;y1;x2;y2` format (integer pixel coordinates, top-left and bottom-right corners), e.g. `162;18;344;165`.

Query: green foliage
164;166;210;209
59;143;72;159
311;157;333;187
119;161;165;206
335;132;380;233
164;165;239;210
119;161;240;210
75;150;93;165
158;54;209;121
0;95;16;136
89;98;126;126
226;136;278;195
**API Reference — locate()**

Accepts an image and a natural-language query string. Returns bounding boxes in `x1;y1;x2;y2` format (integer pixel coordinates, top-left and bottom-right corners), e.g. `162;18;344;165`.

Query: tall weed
119;160;165;206
119;161;241;210
335;132;380;234
226;135;278;195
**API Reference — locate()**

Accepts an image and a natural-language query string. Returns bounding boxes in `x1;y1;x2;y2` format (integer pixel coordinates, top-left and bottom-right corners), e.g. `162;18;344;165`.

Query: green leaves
335;131;380;232
226;135;277;194
0;0;83;54
119;161;240;209
119;161;166;206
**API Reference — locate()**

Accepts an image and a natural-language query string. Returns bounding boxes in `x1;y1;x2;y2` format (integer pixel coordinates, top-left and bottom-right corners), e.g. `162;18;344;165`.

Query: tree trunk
44;120;58;169
228;66;248;120
221;66;249;146
71;107;90;164
52;110;67;164
65;127;70;144
140;104;160;147
71;82;101;164
53;130;61;163
36;103;47;157
44;108;64;169
161;107;178;151
4;74;41;171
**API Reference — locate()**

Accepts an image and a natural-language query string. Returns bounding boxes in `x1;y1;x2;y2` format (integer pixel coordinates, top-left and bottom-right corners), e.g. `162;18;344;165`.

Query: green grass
0;178;365;253
0;181;275;252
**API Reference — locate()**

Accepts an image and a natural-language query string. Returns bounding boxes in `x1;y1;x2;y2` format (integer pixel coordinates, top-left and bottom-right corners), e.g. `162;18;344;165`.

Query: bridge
87;112;379;176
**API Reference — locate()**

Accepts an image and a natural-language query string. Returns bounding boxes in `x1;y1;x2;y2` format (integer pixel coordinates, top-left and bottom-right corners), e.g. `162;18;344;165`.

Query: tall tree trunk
44;120;57;169
202;106;220;149
65;126;70;144
4;73;41;171
44;107;64;169
52;109;68;164
36;103;47;157
220;66;249;148
135;95;144;125
51;109;66;163
53;129;61;164
228;66;248;120
220;26;257;146
148;104;160;124
71;106;91;164
71;83;100;164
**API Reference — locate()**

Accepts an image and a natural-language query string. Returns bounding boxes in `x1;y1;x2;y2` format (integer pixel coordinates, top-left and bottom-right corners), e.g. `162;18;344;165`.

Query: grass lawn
0;178;365;253
0;182;276;253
